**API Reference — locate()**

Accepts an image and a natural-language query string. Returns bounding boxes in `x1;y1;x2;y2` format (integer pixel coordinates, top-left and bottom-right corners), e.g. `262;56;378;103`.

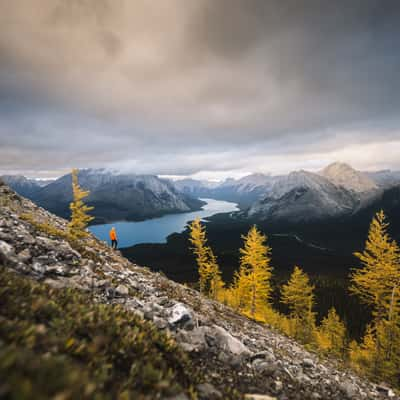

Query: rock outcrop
0;180;398;400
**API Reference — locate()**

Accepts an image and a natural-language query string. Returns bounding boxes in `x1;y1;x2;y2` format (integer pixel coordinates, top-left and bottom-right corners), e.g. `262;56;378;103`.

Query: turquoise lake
88;198;238;249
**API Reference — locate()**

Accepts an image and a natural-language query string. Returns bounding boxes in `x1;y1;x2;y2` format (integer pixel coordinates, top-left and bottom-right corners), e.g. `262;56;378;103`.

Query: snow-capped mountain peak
320;162;377;193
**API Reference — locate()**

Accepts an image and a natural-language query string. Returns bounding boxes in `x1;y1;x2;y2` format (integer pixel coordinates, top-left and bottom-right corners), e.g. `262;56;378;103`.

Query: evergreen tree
68;169;94;239
317;307;347;358
205;246;225;301
188;218;224;299
351;318;400;386
228;267;249;312
189;218;209;293
281;266;316;344
375;316;400;385
350;210;400;321
349;325;378;376
349;211;400;385
234;226;273;321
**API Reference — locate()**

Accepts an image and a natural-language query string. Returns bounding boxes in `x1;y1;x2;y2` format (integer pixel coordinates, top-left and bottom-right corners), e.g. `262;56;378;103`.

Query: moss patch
0;267;202;400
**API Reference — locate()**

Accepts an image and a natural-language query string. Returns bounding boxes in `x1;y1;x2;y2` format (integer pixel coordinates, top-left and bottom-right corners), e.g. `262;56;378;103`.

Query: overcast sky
1;0;400;179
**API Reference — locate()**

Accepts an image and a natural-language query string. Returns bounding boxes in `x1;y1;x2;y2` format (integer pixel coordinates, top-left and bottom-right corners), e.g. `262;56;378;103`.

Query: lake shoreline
88;198;239;249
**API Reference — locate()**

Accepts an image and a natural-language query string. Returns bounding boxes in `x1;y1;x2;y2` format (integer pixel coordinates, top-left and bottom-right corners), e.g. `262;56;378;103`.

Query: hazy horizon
2;160;399;183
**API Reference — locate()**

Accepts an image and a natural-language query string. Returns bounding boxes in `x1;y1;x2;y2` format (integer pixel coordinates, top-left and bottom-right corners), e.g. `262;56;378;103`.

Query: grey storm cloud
1;0;400;178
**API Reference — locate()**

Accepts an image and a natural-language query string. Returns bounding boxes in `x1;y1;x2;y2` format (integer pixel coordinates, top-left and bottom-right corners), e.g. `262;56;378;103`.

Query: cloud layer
1;0;400;178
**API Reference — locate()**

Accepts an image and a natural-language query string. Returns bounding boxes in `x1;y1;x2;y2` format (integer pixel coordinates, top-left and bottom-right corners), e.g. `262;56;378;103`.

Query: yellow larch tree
350;210;400;321
188;217;208;293
68;169;94;239
349;210;400;385
228;268;249;312
205;246;225;301
350;318;400;386
316;307;347;358
188;218;224;299
281;266;316;344
233;225;273;321
349;325;378;376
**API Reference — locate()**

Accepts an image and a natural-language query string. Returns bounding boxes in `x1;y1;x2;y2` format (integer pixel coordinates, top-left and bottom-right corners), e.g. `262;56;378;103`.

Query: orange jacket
109;229;117;241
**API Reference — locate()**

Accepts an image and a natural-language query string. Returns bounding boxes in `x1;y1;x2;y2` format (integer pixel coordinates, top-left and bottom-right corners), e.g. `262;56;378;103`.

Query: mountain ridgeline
3;162;400;227
2;170;205;224
175;162;400;223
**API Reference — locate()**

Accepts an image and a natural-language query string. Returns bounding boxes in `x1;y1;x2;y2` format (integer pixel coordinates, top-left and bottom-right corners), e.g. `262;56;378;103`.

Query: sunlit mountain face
1;0;400;180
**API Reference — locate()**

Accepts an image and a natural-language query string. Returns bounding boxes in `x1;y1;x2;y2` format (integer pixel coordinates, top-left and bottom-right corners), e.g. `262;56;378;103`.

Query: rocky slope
0;181;398;400
320;163;378;193
22;169;204;223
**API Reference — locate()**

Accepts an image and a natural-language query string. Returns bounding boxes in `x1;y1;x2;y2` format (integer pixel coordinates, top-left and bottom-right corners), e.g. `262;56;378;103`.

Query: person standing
109;227;118;249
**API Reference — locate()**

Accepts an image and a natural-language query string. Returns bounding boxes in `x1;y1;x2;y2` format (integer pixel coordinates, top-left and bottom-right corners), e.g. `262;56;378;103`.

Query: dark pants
111;239;118;249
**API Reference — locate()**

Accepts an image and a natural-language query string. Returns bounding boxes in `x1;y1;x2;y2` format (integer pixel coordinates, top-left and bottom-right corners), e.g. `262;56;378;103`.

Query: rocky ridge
320;163;378;193
0;181;398;400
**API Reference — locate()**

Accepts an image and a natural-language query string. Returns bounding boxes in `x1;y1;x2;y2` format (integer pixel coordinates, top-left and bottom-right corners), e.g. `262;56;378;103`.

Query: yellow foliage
281;266;316;344
188;218;224;299
186;209;400;387
232;226;273;319
351;318;400;386
349;211;400;386
68;169;94;239
350;210;400;321
349;325;377;375
261;306;287;329
316;307;347;358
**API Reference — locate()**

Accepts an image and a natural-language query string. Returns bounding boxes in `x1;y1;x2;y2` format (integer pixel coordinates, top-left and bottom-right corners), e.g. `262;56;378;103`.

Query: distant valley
3;162;400;338
3;161;399;242
3;162;399;233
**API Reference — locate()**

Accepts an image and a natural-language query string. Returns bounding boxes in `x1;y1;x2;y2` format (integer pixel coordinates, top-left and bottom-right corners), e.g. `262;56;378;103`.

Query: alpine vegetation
68;169;94;239
189;217;224;300
1;180;398;399
188;212;400;389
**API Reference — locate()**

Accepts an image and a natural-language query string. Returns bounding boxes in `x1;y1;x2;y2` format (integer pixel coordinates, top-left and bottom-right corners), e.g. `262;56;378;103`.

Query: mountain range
2;162;400;225
247;170;359;222
2;170;204;223
1;175;45;198
175;162;400;222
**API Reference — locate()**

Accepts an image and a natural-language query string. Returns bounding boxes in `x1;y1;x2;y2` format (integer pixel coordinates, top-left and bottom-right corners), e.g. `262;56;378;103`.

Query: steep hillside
0;181;397;400
29;169;204;223
248;171;357;222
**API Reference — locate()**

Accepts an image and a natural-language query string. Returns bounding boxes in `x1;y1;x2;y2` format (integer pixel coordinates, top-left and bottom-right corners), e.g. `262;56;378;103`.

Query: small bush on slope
0;267;204;400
